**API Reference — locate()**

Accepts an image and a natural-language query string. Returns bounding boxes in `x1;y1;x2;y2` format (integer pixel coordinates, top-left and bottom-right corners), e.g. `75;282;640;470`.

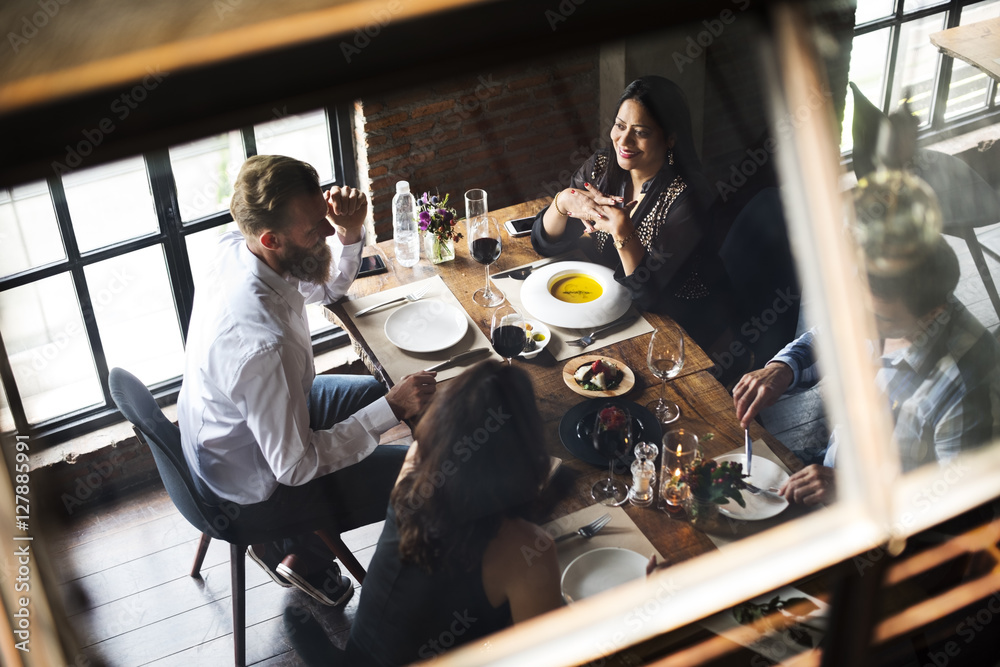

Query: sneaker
247;544;293;588
277;554;355;607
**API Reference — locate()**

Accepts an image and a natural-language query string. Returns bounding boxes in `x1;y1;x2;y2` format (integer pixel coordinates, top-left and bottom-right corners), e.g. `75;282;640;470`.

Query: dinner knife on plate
745;428;753;476
423;347;490;372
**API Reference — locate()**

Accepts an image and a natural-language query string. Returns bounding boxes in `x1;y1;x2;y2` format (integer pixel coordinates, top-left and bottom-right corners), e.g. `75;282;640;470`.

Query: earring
667;149;674;166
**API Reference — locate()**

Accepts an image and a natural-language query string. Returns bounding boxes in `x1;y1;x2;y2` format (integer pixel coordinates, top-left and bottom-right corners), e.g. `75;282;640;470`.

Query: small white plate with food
520;319;551;359
562;355;635;398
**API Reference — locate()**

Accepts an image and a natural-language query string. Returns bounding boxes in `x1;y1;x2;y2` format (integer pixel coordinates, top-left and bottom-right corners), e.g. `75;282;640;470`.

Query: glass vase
424;233;455;264
684;494;719;529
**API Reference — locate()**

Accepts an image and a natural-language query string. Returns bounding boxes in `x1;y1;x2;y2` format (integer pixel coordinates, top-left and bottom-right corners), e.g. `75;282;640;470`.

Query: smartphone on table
358;254;388;277
503;216;534;238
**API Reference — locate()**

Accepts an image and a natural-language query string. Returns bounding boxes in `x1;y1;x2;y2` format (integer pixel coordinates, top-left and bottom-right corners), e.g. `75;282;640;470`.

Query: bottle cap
395;181;410;194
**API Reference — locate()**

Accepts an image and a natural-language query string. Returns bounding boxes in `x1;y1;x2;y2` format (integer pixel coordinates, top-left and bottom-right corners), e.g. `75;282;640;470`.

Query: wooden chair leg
191;533;212;577
316;529;367;583
964;229;1000;322
231;543;246;667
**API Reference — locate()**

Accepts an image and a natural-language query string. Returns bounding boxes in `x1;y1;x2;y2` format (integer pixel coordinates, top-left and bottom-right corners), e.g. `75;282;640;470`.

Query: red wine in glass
591;405;630;505
491;325;526;359
471;237;501;265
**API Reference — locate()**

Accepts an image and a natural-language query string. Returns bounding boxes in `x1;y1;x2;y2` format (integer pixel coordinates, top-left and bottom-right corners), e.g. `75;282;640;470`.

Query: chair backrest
719;187;801;369
109;367;233;540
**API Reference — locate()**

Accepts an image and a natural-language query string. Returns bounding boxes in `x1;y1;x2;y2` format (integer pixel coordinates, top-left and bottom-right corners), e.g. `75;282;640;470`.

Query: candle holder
659;429;697;513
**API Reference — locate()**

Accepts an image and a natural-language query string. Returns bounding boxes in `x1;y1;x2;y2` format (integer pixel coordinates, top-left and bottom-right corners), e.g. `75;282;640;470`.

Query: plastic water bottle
392;181;420;268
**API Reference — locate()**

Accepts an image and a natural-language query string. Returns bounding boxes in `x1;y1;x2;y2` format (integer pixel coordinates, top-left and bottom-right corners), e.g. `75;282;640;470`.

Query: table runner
543;503;664;573
341;276;503;382
493;255;654;362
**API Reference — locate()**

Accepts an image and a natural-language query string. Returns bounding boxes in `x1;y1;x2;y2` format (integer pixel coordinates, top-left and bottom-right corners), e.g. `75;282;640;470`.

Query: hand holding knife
423;347;490;372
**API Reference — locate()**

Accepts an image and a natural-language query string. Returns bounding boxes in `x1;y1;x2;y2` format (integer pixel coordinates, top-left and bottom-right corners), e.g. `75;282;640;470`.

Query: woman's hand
558;183;621;227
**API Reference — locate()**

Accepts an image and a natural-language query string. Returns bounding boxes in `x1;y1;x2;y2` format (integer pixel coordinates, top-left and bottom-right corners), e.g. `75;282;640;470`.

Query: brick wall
358;49;601;239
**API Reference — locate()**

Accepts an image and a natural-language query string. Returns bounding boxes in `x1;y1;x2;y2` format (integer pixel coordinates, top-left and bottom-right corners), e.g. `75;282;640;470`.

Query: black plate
558;397;662;470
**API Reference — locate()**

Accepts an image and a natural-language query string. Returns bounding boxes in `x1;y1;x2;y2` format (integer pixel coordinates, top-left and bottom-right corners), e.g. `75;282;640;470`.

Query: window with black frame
0;106;354;445
843;0;999;153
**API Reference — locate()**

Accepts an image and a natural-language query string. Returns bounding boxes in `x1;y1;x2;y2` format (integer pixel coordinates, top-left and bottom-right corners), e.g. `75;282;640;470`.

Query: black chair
719;187;801;371
108;367;366;667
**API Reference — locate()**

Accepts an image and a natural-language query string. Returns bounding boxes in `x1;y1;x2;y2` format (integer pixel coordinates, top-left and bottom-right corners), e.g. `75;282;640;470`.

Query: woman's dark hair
601;76;704;194
391;361;549;572
867;237;960;317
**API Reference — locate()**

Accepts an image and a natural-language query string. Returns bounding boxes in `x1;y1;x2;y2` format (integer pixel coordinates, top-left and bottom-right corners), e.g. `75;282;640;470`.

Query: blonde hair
230;155;320;237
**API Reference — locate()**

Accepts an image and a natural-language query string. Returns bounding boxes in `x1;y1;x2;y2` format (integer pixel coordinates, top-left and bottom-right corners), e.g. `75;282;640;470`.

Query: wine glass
490;304;526;364
646;324;685;424
591;404;632;506
466;189;504;307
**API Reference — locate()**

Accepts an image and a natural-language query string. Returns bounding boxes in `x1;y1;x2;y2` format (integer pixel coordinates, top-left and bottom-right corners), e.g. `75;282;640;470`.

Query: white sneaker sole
246;546;293;588
276;565;355;607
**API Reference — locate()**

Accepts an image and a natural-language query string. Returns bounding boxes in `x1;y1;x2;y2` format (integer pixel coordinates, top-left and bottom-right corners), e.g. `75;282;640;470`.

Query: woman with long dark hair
286;360;562;665
532;75;738;360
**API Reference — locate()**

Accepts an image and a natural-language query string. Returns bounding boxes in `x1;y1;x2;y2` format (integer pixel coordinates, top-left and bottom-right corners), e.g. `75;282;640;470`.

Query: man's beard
280;240;333;284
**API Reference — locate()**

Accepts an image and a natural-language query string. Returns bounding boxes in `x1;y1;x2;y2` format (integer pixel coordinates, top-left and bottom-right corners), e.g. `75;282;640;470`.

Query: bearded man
178;155;436;606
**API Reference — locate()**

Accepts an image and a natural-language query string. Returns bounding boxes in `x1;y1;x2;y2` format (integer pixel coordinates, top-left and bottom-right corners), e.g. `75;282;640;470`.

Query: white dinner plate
561;547;648;603
520;261;631;329
383;300;468;353
714;453;790;521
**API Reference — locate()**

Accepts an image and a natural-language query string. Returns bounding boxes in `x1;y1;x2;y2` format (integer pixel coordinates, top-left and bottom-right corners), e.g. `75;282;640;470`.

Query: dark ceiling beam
0;0;768;188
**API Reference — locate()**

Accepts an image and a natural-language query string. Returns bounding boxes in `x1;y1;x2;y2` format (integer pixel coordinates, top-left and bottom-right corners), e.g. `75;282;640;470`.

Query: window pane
169;131;245;223
254;109;334;183
843;28;892;151
306;303;335;335
0;181;65;278
944;0;1000;119
904;0;949;11
857;0;896;24
0;274;103;423
83;245;185;385
889;13;947;126
63;156;159;253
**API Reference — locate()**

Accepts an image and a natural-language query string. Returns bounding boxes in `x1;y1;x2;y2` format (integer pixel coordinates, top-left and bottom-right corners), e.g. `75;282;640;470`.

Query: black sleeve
530;156;595;257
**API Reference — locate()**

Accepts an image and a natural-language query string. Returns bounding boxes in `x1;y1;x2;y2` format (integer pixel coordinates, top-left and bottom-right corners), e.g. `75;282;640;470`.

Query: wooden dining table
931;17;1000;83
326;198;808;566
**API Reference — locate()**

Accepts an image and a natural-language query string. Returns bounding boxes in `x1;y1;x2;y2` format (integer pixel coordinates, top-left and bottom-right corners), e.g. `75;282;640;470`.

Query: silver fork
565;315;639;348
553;513;612;542
354;283;431;316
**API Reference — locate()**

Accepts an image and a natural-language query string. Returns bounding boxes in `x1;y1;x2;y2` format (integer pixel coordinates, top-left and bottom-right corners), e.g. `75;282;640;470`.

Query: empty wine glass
591;404;632;506
490;303;526;364
466;189;504;307
646;324;685;424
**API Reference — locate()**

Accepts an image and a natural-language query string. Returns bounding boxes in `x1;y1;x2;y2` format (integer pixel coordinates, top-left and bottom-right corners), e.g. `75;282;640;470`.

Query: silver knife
745;428;753;476
423;348;490;372
354;294;407;317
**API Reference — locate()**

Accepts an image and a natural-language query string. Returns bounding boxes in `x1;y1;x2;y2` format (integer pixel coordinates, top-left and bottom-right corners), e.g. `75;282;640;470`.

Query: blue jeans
243;374;406;559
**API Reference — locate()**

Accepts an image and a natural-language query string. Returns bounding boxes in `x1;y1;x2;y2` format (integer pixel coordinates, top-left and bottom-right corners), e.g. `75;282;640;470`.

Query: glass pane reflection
255;109;334;184
169;131;245;223
888;13;947;125
0;273;103;423
63;156;159;253
84;245;185;385
0;181;65;278
843;28;891;151
944;0;1000;119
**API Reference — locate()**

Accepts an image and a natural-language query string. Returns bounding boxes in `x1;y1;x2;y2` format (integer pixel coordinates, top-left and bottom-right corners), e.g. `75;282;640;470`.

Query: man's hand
325;187;368;243
779;464;835;505
732;362;794;429
385;371;437;421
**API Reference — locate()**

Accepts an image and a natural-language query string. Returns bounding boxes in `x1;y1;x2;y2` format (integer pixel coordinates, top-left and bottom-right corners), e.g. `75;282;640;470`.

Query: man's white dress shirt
178;231;398;504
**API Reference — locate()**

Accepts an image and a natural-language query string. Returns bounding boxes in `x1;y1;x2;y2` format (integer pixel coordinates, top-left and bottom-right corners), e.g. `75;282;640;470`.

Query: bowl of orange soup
520;261;631;328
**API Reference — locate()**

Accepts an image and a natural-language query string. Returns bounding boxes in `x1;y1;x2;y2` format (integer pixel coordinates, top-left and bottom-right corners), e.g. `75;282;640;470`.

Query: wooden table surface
327;198;807;564
931;17;1000;83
